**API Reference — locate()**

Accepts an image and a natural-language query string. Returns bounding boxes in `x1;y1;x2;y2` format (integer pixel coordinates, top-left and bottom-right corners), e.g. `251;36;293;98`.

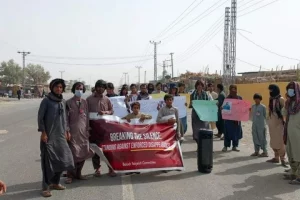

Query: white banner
108;96;187;119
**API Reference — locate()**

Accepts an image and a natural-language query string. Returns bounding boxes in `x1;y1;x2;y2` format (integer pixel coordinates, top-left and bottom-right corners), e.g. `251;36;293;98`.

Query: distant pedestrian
206;83;218;100
65;82;94;184
38;78;74;198
250;93;268;157
17;88;21;100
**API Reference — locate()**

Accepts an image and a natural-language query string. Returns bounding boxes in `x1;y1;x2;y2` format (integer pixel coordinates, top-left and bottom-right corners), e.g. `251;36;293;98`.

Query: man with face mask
65;82;94;184
86;80;116;177
282;81;300;184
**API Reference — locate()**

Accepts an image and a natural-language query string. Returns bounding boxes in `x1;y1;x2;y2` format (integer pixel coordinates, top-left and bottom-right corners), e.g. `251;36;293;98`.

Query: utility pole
144;71;146;83
229;0;237;84
222;7;231;91
17;51;30;87
136;66;142;84
162;61;167;79
150;41;161;81
170;53;174;78
123;73;128;84
59;71;65;79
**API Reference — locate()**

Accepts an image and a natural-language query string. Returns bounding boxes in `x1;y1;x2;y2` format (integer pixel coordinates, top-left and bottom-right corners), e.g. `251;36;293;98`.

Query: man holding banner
87;80;116;177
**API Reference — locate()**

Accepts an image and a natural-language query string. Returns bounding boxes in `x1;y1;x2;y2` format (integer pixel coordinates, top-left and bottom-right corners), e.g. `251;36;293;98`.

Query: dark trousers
67;160;85;178
17;94;21;100
92;154;101;170
42;172;62;190
224;138;239;148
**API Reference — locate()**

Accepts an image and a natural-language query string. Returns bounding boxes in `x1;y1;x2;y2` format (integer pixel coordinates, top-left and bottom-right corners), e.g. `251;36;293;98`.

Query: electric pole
136;66;142;84
162;61;167;79
144;71;147;83
123;73;128;84
17;51;30;87
59;71;65;79
229;0;237;84
222;7;231;91
150;41;161;81
170;53;174;78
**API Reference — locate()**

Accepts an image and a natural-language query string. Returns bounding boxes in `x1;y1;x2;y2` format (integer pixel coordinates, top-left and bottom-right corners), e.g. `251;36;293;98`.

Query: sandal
289;178;300;185
41;190;52;198
49;184;66;190
232;147;240;152
283;174;296;180
64;177;72;184
108;168;117;177
259;152;269;157
281;160;289;168
94;169;101;177
250;152;259;156
266;158;279;163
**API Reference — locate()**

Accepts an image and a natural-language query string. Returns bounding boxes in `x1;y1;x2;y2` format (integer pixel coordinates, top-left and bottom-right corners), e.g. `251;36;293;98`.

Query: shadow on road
216;162;278;176
214;155;258;165
130;170;206;184
220;174;299;200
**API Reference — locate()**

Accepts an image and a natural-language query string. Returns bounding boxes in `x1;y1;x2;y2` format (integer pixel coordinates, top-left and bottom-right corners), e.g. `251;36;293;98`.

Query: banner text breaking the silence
103;131;171;151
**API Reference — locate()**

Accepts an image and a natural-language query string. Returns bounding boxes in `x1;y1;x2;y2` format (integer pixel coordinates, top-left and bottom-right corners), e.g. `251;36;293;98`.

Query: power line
156;0;205;39
26;58;153;66
215;45;270;70
177;14;224;60
239;0;268;13
177;25;223;63
161;0;229;42
238;0;280;17
238;31;300;62
238;0;258;9
28;54;154;60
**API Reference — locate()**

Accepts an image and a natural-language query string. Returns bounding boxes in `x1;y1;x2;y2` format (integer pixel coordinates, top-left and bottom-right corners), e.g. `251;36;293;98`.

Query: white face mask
288;89;295;97
75;90;83;97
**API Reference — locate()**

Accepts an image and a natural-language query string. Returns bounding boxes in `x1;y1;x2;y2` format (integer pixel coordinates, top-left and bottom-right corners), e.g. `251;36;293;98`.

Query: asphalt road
0;93;299;200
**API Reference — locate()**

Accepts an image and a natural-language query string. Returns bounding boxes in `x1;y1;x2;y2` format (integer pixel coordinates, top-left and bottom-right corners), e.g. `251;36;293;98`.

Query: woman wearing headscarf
119;86;128;96
65;82;94;184
189;80;213;145
282;82;300;184
38;79;74;197
267;84;287;166
222;85;243;152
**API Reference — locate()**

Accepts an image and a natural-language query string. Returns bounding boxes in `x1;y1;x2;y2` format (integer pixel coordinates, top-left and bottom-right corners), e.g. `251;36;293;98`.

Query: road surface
0;93;299;200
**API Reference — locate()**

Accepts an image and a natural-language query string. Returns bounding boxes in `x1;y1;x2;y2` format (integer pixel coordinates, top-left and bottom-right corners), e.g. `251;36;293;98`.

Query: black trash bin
197;129;213;173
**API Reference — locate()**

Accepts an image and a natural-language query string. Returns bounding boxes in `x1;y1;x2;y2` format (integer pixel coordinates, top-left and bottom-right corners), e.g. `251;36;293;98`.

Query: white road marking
121;175;135;200
0;130;8;134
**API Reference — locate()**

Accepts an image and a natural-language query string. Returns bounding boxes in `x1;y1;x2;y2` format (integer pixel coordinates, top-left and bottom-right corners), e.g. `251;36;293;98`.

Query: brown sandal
49;184;66;190
250;152;259;156
266;158;279;163
41;190;52;197
64;177;72;184
259;152;269;157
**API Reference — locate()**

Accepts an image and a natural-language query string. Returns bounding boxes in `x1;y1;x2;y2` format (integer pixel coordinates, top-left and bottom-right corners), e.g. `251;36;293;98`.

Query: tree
0;59;23;85
25;64;51;85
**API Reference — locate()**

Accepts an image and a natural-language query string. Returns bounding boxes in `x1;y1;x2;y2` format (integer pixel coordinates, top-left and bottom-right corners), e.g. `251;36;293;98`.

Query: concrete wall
235;82;289;106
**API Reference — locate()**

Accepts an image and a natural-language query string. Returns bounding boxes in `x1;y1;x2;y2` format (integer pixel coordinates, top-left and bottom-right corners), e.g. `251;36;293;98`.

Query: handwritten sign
221;99;251;121
192;100;218;121
151;93;166;99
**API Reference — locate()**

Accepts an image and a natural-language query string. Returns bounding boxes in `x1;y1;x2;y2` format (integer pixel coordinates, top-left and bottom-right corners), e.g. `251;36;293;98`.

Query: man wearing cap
87;80;116;177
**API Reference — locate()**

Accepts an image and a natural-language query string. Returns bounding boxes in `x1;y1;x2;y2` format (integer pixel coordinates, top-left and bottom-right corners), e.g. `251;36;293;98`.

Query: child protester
156;94;180;141
250;93;268;157
122;102;152;123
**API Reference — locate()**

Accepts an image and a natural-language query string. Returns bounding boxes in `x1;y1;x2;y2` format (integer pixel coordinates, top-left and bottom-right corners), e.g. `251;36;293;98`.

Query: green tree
0;59;23;85
25;64;51;85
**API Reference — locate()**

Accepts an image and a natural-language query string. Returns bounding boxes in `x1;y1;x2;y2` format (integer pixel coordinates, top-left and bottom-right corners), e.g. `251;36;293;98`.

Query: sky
0;0;299;87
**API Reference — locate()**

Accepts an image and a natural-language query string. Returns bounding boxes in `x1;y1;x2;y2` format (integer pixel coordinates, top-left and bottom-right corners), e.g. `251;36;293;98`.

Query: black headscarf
49;78;66;101
268;84;283;119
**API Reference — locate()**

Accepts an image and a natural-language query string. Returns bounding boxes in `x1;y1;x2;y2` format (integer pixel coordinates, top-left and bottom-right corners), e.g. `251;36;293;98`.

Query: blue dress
224;96;243;148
